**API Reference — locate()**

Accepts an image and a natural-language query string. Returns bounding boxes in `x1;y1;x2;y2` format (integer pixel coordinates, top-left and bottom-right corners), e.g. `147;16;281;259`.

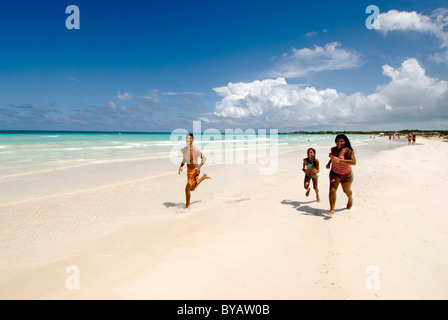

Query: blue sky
1;0;448;132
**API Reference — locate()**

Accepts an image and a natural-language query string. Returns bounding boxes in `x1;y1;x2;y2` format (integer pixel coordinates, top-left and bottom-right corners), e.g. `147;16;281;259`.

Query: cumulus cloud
379;10;440;35
209;78;365;129
378;8;448;64
207;58;448;130
378;9;448;45
269;42;363;78
371;58;448;109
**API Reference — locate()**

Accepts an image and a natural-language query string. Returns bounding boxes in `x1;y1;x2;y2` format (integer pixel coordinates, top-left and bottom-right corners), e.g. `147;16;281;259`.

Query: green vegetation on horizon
281;130;448;137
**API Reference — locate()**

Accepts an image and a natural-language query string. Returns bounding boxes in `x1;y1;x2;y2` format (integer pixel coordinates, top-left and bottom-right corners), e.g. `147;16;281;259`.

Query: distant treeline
281;130;448;137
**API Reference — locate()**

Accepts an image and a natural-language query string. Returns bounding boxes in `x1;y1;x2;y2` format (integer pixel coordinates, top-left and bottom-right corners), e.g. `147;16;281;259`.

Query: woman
325;134;356;216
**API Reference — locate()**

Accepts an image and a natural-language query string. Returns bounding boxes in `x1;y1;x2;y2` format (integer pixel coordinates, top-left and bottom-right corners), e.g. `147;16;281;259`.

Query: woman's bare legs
341;180;353;209
327;176;339;215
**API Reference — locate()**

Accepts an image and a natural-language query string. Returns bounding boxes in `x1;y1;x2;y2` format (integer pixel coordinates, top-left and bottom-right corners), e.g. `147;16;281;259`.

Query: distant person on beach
302;148;320;202
178;133;211;208
412;134;416;144
325;134;356;216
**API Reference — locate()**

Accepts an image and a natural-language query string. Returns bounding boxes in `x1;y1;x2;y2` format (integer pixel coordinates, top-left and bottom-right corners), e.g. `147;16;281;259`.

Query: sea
0;131;404;203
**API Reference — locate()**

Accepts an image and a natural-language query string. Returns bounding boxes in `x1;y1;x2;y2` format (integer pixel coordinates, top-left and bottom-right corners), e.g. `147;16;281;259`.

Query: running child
301;148;320;202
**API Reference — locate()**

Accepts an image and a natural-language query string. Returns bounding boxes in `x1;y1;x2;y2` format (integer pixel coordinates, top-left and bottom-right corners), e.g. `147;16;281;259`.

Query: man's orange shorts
187;165;200;187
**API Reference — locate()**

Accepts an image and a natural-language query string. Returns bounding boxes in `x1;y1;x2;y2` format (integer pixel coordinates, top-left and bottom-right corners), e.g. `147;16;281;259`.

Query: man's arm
198;152;206;170
178;153;186;175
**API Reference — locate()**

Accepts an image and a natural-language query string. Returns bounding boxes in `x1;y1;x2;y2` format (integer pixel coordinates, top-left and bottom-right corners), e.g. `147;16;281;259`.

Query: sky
0;0;448;132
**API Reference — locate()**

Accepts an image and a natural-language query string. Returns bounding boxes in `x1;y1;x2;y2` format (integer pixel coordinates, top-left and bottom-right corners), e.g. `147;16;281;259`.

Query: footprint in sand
176;207;190;214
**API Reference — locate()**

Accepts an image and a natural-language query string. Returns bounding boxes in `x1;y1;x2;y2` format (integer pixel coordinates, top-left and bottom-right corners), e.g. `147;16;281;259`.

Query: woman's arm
347;150;356;165
326;157;332;169
332;149;356;165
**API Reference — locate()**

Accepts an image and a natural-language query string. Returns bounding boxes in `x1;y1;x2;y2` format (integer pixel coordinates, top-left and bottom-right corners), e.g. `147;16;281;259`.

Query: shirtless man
178;133;211;208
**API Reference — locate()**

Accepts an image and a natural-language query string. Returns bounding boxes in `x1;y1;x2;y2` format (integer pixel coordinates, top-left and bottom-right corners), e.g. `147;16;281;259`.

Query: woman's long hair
334;134;353;151
331;134;354;158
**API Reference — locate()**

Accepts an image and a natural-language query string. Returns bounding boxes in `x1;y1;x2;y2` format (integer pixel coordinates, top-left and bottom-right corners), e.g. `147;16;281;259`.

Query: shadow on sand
281;199;345;220
163;201;201;209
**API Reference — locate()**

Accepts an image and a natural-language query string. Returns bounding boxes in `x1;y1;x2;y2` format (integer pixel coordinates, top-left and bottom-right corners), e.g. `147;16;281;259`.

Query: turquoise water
1;131;400;204
0;131;371;176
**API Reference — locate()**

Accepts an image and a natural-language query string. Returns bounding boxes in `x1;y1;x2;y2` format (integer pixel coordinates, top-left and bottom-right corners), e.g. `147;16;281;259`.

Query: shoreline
0;135;398;204
0;137;447;299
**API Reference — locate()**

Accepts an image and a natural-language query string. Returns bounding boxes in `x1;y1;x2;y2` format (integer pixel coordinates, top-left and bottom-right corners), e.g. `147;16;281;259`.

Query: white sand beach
0;137;447;299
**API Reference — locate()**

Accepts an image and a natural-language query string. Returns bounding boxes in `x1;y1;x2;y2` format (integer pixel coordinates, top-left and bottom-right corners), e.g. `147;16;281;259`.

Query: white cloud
371;58;448;108
304;29;327;37
268;42;363;78
118;90;160;102
116;89;165;110
117;91;133;100
379;10;441;35
430;51;448;63
162;91;203;96
107;101;118;110
139;89;159;102
208;59;448;130
378;8;448;63
304;31;318;37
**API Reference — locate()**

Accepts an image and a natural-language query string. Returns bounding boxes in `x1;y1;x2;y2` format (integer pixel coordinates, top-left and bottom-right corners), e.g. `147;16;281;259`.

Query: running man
178;133;211;208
